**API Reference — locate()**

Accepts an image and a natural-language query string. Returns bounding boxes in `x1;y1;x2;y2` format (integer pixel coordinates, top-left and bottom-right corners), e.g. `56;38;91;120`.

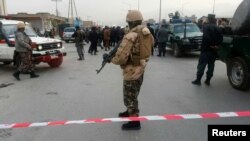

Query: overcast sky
6;0;243;25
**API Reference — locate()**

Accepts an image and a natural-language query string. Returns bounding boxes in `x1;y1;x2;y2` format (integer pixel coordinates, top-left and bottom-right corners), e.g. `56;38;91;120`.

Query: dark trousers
158;42;166;56
89;42;98;54
196;51;217;81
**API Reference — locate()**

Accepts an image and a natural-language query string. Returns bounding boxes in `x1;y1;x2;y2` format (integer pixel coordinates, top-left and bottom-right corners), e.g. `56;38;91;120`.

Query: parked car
167;19;203;57
0;19;66;68
58;23;70;39
216;0;250;91
217;35;250;90
63;27;75;43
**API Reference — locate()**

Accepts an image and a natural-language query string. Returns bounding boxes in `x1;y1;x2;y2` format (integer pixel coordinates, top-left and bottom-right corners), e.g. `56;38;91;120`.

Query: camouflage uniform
123;74;143;115
15;31;34;73
13;22;39;81
112;25;154;116
18;51;34;73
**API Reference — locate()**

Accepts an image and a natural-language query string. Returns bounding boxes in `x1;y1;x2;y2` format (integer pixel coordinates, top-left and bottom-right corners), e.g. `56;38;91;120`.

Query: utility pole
159;0;162;23
68;0;78;25
51;0;62;16
213;0;215;14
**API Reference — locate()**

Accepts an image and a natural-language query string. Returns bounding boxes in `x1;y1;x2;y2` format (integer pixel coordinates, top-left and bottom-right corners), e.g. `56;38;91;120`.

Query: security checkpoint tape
0;110;250;129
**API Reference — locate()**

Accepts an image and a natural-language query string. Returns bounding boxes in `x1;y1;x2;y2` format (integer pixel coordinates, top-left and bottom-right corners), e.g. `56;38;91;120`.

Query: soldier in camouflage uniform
111;10;154;130
13;22;39;81
72;26;85;60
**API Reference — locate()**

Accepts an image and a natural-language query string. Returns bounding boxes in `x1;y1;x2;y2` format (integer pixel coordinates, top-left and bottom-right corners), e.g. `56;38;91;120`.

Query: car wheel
227;57;250;90
65;40;69;43
48;56;63;68
173;43;182;57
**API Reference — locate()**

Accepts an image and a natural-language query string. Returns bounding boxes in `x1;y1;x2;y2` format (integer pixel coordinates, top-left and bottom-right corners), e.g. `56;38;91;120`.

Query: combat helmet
126;10;143;22
17;22;25;29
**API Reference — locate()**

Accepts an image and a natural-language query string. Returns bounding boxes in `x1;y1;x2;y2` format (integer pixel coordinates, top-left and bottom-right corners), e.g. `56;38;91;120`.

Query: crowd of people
71;25;130;60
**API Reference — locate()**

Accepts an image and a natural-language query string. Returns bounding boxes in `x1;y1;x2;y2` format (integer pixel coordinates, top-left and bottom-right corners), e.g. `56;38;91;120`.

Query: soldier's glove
103;53;111;63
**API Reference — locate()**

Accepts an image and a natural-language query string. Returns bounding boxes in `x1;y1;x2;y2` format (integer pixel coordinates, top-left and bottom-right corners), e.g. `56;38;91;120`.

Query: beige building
83;21;95;28
8;12;67;33
0;0;7;16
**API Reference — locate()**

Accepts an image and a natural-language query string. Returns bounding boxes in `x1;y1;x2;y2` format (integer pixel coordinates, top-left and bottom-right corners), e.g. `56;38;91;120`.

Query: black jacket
88;30;99;43
201;24;223;52
157;27;169;43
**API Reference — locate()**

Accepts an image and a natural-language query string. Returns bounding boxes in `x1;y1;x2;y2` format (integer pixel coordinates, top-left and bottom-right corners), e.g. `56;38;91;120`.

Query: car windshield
174;24;200;34
3;24;37;38
64;28;75;32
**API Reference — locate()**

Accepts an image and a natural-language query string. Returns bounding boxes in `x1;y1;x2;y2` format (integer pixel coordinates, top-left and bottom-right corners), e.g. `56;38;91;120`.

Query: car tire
65;40;69;43
227;57;250;90
173;43;182;57
48;56;63;68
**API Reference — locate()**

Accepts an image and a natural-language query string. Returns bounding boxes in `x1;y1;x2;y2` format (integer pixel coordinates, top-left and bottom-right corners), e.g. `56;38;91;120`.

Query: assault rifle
96;41;121;74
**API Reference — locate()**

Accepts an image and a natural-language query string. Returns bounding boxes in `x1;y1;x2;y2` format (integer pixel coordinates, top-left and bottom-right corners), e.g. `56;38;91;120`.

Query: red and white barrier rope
0;110;249;129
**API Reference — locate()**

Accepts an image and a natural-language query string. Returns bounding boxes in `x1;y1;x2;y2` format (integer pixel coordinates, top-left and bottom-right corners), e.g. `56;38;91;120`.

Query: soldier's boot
204;78;211;86
13;71;21;81
118;110;129;117
192;75;202;85
30;71;39;78
122;121;141;130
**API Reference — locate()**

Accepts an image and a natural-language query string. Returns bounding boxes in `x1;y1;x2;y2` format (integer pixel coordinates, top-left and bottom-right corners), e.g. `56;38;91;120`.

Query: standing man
111;10;154;130
192;14;223;85
147;23;155;56
13;22;39;80
88;26;99;55
97;27;104;49
103;26;110;51
157;20;168;57
72;26;85;60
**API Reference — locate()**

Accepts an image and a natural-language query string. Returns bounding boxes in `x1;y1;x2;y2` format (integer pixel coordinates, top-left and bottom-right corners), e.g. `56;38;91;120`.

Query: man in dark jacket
72;26;85;60
192;14;223;85
147;23;155;55
88;26;99;55
156;21;168;57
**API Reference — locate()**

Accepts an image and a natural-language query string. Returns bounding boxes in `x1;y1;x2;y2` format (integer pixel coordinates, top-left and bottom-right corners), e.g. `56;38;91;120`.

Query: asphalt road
0;43;250;141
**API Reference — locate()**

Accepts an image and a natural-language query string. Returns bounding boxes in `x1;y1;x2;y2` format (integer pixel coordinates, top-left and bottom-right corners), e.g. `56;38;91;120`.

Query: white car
63;27;75;43
0;19;66;67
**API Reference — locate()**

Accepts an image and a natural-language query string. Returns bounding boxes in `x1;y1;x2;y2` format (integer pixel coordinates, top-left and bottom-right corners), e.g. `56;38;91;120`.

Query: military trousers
18;51;34;73
196;51;217;81
76;44;84;59
123;74;144;116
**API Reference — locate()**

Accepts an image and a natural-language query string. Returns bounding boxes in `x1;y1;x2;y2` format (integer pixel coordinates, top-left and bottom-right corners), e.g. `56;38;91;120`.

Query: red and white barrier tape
0;110;250;129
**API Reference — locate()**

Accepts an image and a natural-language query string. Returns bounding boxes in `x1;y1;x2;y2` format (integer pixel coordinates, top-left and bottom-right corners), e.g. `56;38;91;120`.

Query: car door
166;25;174;47
0;31;8;60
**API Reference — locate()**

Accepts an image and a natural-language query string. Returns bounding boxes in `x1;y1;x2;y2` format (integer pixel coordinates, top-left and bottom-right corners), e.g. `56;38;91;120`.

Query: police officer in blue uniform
192;14;223;86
